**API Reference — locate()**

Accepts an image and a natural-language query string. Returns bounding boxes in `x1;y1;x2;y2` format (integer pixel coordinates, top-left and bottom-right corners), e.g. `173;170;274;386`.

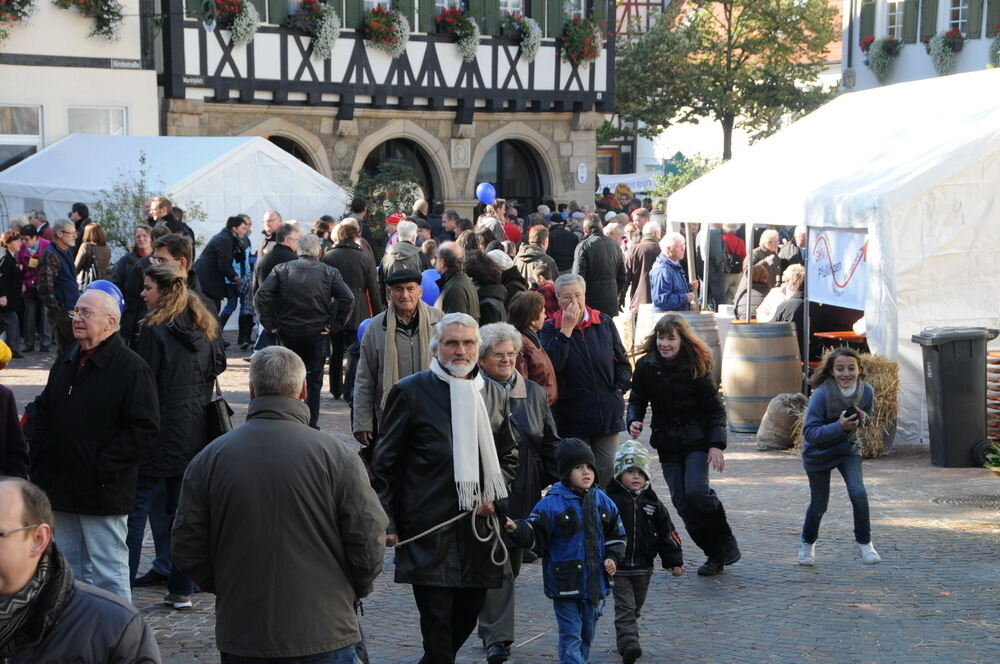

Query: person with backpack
721;225;746;304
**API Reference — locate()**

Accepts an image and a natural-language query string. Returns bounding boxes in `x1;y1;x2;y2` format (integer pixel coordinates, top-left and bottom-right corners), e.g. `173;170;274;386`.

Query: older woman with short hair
539;273;631;484
476;322;559;662
507;290;557;405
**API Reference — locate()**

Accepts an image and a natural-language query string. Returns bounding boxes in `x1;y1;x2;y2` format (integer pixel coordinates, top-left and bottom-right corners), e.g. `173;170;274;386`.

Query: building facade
159;0;615;216
0;0;160;173
845;0;1000;90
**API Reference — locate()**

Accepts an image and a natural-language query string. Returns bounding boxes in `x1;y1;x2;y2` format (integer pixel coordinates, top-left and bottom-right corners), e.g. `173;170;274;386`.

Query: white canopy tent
667;69;1000;444
0;134;348;245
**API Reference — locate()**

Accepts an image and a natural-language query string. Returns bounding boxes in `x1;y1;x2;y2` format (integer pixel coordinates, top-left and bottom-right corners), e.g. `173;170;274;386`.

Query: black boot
218;312;232;348
238;314;253;350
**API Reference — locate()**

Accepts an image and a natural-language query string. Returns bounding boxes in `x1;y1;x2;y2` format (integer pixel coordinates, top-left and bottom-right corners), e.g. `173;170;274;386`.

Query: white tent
0;134;348;245
667;69;1000;444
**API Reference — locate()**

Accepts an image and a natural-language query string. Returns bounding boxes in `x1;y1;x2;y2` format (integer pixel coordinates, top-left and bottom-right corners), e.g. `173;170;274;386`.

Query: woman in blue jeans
799;347;880;566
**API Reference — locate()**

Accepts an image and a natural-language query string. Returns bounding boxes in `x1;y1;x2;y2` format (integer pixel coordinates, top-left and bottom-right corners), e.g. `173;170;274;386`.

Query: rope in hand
394;509;509;568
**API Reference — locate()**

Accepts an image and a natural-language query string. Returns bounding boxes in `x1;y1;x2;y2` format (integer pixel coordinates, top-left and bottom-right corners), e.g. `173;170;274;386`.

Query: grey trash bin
911;327;999;467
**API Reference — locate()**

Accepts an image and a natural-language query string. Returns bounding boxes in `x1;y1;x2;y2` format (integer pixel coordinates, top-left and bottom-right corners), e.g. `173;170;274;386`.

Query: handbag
206;378;234;440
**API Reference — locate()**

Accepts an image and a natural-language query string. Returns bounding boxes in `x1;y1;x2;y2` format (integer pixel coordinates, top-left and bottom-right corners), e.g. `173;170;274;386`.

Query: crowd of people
0;192;882;664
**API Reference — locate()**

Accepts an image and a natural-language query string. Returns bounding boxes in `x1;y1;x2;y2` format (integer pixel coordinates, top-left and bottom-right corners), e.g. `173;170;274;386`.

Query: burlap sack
756;393;809;450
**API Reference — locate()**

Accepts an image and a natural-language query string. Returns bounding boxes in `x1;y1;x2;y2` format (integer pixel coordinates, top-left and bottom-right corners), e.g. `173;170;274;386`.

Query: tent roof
667;69;1000;227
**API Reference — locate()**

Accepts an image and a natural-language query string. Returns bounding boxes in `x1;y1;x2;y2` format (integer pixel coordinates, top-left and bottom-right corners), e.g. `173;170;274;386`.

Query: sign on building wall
808;228;868;310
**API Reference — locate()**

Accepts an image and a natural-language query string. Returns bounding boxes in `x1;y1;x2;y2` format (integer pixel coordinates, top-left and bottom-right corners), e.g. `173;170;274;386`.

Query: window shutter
988;0;1000;36
483;1;499;34
968;0;985;37
418;0;435;33
267;0;287;25
859;0;876;41
902;0;919;42
546;0;563;38
591;0;608;32
394;0;415;28
920;0;939;40
345;0;362;29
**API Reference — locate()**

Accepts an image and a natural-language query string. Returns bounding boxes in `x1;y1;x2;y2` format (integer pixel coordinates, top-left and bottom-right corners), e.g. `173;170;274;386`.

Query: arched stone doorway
361;138;440;203
267;135;316;170
474;139;546;214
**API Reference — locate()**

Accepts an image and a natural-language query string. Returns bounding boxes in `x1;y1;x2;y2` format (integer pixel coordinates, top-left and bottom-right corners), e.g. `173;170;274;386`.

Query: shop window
67;107;127;136
0;105;42;172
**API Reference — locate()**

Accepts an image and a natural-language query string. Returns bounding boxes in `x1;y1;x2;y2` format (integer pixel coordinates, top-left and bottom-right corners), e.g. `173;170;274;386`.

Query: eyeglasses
0;524;40;538
68;308;109;320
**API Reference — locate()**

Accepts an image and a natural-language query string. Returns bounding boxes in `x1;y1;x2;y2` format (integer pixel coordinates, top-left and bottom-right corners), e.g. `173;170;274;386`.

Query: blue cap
85;280;126;314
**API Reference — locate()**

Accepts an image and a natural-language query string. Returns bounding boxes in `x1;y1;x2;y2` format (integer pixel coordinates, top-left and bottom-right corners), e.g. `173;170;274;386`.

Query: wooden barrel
721;322;803;433
679;312;722;387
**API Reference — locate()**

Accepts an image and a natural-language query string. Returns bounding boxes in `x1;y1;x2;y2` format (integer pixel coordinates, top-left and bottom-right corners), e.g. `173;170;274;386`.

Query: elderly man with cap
28;283;159;602
353;269;443;452
0;478;162;660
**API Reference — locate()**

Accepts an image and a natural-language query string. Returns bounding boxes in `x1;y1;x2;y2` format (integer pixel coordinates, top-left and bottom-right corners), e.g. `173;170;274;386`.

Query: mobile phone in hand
844;405;861;421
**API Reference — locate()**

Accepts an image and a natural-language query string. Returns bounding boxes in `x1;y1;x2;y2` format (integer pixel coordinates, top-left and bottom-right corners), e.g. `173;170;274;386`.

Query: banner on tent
808;229;868;310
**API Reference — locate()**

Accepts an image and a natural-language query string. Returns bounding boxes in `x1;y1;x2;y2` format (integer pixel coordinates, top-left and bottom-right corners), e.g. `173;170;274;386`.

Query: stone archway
349;120;455;201
240;117;332;180
464;121;563;202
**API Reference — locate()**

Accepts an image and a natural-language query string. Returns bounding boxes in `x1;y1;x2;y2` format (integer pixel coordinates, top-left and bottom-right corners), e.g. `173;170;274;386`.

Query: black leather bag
206;378;234;440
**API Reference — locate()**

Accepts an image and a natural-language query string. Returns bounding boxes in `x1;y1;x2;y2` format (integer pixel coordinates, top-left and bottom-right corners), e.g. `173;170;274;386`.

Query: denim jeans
21;293;51;349
0;310;21;354
221;645;358;664
126;477;172;578
661;450;728;556
54;511;131;602
126;475;195;596
552;598;603;664
801;453;871;545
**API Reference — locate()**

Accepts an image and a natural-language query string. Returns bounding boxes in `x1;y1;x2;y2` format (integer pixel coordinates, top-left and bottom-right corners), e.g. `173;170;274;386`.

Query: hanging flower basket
928;29;964;76
212;0;259;46
52;0;124;40
363;4;409;59
499;11;542;63
435;4;463;34
0;0;36;44
284;0;340;61
560;15;604;66
862;37;901;84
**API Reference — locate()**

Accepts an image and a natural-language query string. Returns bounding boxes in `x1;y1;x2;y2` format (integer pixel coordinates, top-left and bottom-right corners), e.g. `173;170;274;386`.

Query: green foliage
615;0;839;159
342;158;422;251
648;156;720;198
985;442;1000;467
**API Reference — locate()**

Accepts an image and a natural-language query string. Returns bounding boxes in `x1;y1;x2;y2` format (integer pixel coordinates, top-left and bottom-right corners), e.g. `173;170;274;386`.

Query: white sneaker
857;542;881;564
797;541;815;566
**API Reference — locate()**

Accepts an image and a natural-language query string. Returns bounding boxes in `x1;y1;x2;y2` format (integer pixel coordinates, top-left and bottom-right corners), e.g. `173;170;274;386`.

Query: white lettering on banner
807;229;868;310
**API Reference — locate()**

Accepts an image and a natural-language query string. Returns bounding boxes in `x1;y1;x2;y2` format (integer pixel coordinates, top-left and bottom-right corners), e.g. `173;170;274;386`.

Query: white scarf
429;358;508;510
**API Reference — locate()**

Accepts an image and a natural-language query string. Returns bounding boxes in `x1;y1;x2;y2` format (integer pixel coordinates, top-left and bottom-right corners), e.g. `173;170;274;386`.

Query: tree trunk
721;114;735;161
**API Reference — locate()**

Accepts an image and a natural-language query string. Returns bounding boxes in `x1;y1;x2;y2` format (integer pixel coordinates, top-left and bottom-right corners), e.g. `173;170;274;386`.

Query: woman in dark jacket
476;322;559;661
127;264;226;609
465;250;507;325
734;262;771;320
507;291;558;405
539;273;631;486
111;224;154;346
627;313;739;577
0;230;25;355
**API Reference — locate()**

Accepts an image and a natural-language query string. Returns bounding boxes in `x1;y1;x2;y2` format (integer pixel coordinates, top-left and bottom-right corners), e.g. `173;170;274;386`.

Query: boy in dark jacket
505;438;626;664
606;440;684;663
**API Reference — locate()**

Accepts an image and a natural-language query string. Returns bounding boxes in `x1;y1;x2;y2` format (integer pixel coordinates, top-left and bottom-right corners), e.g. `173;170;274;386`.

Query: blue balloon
357;317;373;343
476;182;496;206
421;269;440;306
84;280;125;314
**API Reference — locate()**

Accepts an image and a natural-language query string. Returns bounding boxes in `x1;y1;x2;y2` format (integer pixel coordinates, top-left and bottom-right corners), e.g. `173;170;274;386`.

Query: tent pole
803;227;811;392
700;223;711;311
744;221;754;322
684;221;696;310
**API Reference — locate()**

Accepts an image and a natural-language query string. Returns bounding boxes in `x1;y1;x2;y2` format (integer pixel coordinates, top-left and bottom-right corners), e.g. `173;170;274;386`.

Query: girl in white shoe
798;348;880;566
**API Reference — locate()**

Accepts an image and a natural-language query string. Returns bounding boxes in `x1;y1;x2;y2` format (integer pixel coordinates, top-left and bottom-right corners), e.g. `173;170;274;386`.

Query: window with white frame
0;105;42;172
499;0;523;16
364;0;382;11
67;107;127;136
886;0;905;38
949;0;969;34
565;0;584;19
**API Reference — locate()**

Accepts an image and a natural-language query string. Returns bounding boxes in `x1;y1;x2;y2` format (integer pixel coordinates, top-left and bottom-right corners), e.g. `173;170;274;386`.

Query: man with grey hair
30;210;54;240
435;241;480;320
650;233;697;312
572;214;627;317
36;219;81;355
624;219;664;349
779;224;808;271
438;209;459;243
256;232;354;429
751;228;782;288
373;313;517;664
30;286;159;601
174;346;388;663
379;219;429;290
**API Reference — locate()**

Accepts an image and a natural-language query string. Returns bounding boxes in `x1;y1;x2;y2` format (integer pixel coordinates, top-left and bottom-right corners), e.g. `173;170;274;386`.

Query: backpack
724;238;743;274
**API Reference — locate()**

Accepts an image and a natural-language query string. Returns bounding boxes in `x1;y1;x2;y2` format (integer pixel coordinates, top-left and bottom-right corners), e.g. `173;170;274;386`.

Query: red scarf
550;305;604;331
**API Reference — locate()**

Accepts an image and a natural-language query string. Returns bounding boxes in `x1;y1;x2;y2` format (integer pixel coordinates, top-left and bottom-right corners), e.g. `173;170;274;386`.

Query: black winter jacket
112;252;152;346
194;228;240;301
253;243;298;298
436;269;480;321
322;241;384;330
0;251;24;313
136;313;226;477
505;373;560;520
3;546;161;662
606;479;683;571
30;333;160;515
477;283;508;325
372;369;517;588
256;256;355;338
572;229;627;318
627;352;727;463
546;225;579;272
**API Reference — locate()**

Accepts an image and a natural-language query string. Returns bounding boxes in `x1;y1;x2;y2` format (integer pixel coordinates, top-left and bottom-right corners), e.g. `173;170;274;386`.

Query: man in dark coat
546;215;578;274
572;216;627;318
256;234;355;429
322;219;384;399
68;202;94;255
434;242;480;321
173;347;387;662
29;288;160;602
251;222;301;354
372;313;517;664
149;196;195;245
194;216;250;313
624;220;662;350
779;224;808;272
0;479;162;661
36;219;80;356
513;225;559;287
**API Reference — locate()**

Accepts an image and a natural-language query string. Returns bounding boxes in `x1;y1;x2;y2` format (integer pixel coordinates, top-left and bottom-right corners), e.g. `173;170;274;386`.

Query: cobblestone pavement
4;344;999;663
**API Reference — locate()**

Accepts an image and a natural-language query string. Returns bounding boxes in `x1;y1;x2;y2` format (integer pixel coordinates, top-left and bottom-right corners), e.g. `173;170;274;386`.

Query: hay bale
756;393;808;450
792;351;900;459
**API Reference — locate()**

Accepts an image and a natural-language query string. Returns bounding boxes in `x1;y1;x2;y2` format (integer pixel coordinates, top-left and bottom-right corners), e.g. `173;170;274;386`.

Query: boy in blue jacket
505;438;626;664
